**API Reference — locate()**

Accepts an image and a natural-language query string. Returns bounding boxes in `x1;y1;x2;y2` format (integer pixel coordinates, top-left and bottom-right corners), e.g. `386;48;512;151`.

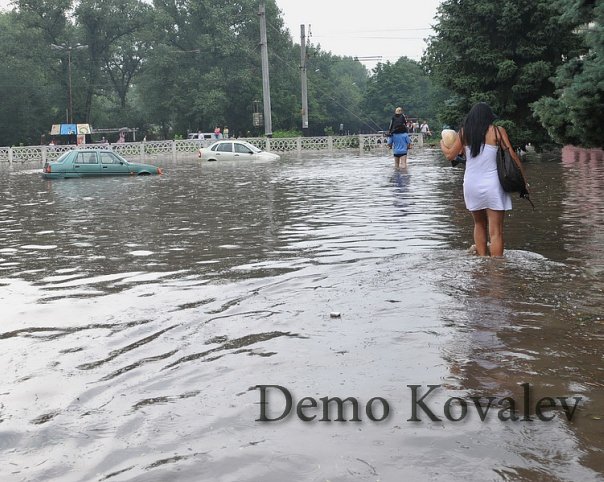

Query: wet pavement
0;148;602;481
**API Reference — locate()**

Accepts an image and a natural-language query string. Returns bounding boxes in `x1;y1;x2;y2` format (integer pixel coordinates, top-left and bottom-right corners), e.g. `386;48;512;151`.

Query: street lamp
51;43;87;124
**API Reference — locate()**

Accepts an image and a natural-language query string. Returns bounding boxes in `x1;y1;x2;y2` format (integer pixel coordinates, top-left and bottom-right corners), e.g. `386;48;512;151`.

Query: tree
10;0;74;139
137;0;297;137
304;50;369;135
362;57;448;132
103;33;150;110
0;11;59;145
75;0;152;122
4;0;460;144
532;0;604;148
423;0;585;148
14;0;72;44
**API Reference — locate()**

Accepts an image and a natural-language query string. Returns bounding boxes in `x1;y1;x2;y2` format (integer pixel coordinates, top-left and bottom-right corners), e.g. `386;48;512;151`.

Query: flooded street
0;147;602;481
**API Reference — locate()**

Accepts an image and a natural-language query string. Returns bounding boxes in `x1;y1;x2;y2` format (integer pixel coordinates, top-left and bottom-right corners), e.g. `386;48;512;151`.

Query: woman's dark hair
461;102;497;157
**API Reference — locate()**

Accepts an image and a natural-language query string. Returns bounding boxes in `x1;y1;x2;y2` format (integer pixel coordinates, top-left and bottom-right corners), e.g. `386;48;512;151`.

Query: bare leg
486;209;505;256
394;155;400;168
470;210;488;256
399;154;408;168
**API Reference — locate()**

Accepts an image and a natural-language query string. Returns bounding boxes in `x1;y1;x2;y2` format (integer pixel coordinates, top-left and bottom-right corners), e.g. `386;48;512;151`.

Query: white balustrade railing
0;133;424;164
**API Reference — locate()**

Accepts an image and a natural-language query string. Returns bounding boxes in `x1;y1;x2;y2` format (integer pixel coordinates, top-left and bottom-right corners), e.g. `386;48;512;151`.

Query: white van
187;132;215;140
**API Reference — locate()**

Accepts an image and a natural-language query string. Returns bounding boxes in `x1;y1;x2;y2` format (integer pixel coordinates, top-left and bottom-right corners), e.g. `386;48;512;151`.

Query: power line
313;35;430;41
301;27;433;35
267;25;384;131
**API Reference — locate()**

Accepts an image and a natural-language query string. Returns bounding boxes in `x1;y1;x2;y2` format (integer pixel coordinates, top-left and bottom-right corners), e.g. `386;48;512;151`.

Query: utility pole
259;2;272;137
51;43;87;124
300;24;309;132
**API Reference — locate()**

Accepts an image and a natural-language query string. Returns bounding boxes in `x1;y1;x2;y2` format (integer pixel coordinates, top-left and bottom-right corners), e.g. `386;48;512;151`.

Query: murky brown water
0;147;602;481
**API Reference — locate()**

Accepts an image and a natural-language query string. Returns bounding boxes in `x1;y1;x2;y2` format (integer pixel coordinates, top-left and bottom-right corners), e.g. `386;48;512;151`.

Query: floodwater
0;147;602;481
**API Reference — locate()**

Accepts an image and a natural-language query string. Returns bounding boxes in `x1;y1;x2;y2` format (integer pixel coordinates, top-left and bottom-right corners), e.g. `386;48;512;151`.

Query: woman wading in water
440;102;528;257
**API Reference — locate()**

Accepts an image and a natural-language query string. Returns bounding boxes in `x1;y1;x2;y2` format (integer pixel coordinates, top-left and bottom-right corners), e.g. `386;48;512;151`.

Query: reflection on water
0;149;602;481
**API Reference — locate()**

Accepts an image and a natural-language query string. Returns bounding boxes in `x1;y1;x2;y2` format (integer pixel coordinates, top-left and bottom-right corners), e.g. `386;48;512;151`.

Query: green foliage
136;0;298;137
302;50;369;135
272;129;302;138
532;0;604;148
3;0;596;149
0;12;58;145
362;57;449;132
423;0;585;148
75;0;152;121
0;0;448;145
14;0;72;43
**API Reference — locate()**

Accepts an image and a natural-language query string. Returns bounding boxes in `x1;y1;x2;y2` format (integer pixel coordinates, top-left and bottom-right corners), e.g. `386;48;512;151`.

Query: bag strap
494;126;508;150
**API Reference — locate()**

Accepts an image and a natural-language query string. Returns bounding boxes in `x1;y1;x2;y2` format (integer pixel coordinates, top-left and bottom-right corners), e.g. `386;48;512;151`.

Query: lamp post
51;43;87;124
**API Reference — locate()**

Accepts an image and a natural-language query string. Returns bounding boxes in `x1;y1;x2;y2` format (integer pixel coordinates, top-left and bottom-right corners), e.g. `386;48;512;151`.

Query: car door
214;142;235;161
73;151;101;176
99;151;130;175
233;142;257;160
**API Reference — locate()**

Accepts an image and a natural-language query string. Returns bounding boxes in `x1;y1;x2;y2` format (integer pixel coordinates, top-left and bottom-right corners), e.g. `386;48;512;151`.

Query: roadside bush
272;129;302;138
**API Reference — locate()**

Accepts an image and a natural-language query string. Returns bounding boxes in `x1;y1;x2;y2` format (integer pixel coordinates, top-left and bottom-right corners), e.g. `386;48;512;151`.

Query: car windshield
113;152;129;164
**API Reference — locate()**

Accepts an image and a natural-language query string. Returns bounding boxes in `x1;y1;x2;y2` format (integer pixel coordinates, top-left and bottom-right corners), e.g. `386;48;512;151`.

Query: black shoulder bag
494;127;535;209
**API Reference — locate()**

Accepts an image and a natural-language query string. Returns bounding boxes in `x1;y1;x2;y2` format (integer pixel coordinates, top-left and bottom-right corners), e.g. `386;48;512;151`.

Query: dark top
388;113;408;134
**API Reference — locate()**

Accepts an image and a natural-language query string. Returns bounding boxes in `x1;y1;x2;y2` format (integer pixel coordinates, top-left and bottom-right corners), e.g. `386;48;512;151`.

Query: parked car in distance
187;132;215;141
42;149;163;179
197;140;280;162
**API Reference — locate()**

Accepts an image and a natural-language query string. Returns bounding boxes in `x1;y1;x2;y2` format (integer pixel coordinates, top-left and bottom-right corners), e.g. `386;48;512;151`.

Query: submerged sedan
42;149;163;179
197;140;280;162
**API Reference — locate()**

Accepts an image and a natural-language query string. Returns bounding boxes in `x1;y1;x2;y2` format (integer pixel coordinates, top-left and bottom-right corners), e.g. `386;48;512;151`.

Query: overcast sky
275;0;443;69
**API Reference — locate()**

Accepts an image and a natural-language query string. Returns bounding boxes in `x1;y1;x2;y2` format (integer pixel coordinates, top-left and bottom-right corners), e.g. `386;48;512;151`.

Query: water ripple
0;153;603;480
